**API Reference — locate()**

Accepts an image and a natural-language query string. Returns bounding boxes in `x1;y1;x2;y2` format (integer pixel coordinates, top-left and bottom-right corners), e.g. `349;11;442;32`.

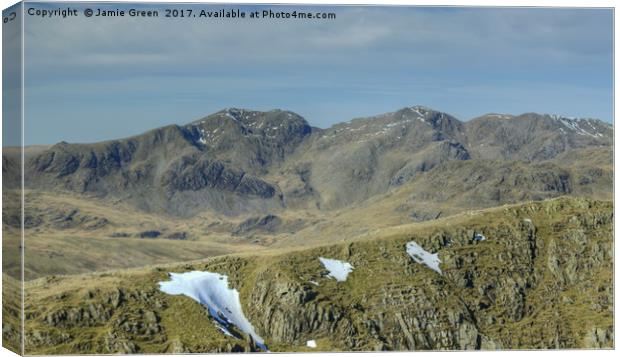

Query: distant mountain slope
287;106;471;208
23;109;313;216
465;113;613;161
11;106;612;217
283;107;612;209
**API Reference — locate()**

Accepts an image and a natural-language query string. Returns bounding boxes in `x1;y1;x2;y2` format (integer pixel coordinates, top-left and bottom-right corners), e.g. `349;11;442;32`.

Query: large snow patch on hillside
158;271;266;350
406;241;442;274
319;257;354;282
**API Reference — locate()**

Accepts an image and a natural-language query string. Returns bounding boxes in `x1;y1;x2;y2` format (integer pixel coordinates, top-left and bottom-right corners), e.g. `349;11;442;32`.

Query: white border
0;1;616;357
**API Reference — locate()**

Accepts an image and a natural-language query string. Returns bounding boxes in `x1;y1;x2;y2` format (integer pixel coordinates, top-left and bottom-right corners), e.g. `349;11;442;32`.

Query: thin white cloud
18;5;613;145
24;6;611;74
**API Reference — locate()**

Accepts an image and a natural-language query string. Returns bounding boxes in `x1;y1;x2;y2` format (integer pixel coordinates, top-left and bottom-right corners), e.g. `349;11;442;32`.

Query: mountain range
6;106;613;218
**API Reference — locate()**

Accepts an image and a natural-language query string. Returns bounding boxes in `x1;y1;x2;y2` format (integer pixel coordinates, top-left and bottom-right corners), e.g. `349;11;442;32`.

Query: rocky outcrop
166;232;188;240
583;326;613;348
49;208;109;230
232;215;282;236
4;205;109;230
137;231;161;239
247;277;352;346
43;303;114;328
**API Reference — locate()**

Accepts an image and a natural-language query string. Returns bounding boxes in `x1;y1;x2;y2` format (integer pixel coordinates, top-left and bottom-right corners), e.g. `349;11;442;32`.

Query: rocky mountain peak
212;108;309;127
400;105;435;116
331;105;461;132
394;106;464;132
216;108;266;125
186;108;312;147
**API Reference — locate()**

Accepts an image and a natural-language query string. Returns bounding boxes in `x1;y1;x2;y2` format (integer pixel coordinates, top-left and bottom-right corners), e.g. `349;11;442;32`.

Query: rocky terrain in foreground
4;197;613;353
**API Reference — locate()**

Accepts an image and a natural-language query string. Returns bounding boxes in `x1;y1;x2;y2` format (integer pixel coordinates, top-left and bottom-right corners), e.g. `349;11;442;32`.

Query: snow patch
306;340;317;348
550;115;602;138
473;233;486;242
223;109;242;123
486;114;512;119
158;271;267;350
319;257;354;282
405;241;442;274
194;127;207;145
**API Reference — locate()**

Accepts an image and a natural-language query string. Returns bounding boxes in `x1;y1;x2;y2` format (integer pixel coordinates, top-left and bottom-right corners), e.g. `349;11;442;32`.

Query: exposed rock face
244;271;487;350
247;278;349;346
160;155;276;199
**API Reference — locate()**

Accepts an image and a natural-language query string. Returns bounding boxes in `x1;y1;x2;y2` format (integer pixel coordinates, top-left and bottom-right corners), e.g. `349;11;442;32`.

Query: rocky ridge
8;106;612;217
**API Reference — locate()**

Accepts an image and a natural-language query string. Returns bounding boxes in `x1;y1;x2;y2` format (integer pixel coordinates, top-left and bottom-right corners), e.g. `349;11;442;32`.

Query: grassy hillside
2;189;267;280
13;197;612;353
5;151;612;281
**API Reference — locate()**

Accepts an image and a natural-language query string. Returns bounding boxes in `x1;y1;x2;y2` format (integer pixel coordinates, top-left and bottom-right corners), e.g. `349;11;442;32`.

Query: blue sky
17;3;613;145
